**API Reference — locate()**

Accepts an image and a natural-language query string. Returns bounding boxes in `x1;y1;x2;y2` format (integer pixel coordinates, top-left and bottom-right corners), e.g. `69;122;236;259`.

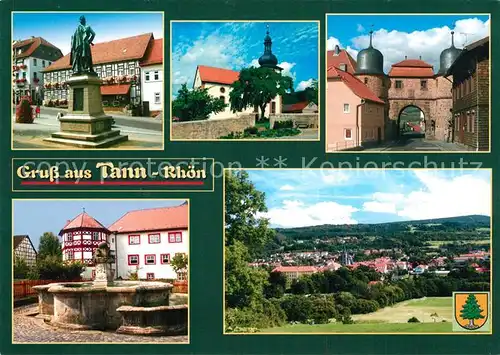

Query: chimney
334;45;340;55
419;55;422;60
405;55;407;60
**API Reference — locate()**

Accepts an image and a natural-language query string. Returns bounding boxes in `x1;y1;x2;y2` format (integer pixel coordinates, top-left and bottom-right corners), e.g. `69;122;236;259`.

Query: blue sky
13;12;163;55
245;169;491;228
171;21;319;95
13;200;185;250
327;14;490;73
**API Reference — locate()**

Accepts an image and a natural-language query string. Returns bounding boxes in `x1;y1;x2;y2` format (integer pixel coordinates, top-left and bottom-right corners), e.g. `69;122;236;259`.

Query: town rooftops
389;59;434;77
282;101;310;113
43;33;154;72
13;37;62;59
140;38;163;67
328;66;385;104
272;266;317;273
196;65;239;86
327;46;357;74
108;203;188;234
59;212;109;235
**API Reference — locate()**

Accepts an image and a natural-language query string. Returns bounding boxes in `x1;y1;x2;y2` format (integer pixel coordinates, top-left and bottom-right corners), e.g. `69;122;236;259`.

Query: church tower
258;25;282;73
437;31;462;75
355;30;388;100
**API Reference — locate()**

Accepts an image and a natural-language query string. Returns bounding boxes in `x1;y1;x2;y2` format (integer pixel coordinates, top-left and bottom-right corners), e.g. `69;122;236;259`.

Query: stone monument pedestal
44;74;128;148
93;261;114;287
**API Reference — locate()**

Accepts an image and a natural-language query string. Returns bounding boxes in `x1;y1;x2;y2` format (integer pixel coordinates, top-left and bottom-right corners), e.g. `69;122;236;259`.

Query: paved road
365;134;470;152
14;304;188;343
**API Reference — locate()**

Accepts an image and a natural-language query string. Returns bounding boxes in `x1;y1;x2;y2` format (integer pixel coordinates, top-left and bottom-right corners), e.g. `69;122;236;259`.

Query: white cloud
357;24;365;33
363;172;491;220
321;171;349;185
326;35;359;60
278;61;296;80
345;17;490;72
279;184;295;191
262;200;359;227
296;78;315;91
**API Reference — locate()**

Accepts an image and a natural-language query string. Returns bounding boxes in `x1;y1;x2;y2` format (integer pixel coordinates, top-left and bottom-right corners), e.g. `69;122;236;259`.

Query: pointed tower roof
258;24;279;69
438;31;463;75
59;211;110;235
355;29;384;75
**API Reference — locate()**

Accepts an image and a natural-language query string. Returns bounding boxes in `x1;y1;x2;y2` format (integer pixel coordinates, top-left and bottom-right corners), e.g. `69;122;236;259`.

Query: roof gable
140;38;163;66
108;203;188;234
13;37;62;60
197;65;239;85
328;66;384;104
44;33;153;72
326;49;357;74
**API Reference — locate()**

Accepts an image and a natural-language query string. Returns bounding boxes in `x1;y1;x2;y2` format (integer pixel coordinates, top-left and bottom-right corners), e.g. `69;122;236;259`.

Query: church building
327;30;461;151
192;28;283;119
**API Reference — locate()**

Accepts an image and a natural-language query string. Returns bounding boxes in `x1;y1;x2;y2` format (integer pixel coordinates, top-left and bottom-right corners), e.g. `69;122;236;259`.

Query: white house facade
109;203;189;280
12;37;63;104
140;38;163;113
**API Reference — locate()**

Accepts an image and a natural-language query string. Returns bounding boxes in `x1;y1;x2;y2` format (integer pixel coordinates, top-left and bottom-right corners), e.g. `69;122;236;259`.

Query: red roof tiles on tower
43;33;154;72
59;212;109;235
196;65;239;85
108;203;188;234
328;66;384;104
389;59;434;77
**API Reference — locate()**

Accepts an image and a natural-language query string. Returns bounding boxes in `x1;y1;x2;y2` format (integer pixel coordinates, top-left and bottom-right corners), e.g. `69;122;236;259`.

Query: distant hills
275;215;490;239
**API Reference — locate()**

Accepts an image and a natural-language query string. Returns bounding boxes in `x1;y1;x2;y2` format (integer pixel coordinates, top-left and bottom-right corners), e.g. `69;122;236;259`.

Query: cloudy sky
171;21;319;96
13;12;163;55
327;14;490;73
245;169;491;228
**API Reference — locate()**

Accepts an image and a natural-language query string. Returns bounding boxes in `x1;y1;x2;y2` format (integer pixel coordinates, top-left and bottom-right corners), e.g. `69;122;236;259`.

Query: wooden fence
13;279;90;300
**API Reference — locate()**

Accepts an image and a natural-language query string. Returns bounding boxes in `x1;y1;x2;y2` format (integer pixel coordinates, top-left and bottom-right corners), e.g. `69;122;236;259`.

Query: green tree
38;232;62;261
229;67;293;121
460;293;485;329
304;79;318;105
224;170;274;256
264;271;287;299
172;83;227;121
14;257;30;279
171;253;188;273
225;240;268;308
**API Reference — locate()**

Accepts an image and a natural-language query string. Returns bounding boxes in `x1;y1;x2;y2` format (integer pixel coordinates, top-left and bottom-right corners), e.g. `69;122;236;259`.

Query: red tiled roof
283;101;309;113
326;49;357;74
44;33;153;72
13;37;61;59
59;212;109;235
140;38;163;66
328;66;384;104
197;65;239;85
108;203;188;234
389;59;434;77
272;266;317;273
101;84;131;95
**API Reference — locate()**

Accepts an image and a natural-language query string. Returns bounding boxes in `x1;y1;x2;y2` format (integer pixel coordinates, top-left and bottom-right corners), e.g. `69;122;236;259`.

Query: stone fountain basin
33;281;172;330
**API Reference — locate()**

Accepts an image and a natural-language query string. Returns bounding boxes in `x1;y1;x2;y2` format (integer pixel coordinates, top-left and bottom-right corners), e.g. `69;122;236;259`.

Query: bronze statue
70;15;96;75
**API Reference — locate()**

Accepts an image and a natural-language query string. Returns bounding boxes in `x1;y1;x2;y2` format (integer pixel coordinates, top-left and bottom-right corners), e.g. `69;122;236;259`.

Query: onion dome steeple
438;31;462;75
355;30;384;75
258;24;279;69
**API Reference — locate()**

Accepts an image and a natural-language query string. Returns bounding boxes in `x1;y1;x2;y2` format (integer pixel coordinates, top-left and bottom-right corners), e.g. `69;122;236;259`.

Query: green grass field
427;240;490;248
259;297;453;334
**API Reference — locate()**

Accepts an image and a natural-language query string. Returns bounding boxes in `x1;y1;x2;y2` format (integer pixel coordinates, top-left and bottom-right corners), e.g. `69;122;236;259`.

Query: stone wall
270;113;319;129
172;115;256;140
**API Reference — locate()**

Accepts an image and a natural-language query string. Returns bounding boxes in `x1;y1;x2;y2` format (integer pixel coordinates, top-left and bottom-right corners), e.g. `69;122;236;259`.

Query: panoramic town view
12;12;164;149
224;169;491;333
13;200;188;343
171;21;319;140
326;14;490;152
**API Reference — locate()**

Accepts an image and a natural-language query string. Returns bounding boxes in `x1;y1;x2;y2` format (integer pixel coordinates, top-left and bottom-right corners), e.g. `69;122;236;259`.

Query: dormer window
339;63;347;71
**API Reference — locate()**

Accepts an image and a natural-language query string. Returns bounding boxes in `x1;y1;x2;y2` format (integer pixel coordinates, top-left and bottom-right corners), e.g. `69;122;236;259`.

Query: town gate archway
389;100;433;138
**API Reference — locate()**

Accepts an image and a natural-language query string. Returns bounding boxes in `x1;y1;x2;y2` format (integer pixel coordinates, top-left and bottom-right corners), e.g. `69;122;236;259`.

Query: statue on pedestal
93;242;115;286
70;15;96;75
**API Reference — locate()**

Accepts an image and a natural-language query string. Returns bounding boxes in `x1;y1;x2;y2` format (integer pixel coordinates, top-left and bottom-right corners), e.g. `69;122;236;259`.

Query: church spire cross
82;207;86;213
369;25;374;47
451;31;455;47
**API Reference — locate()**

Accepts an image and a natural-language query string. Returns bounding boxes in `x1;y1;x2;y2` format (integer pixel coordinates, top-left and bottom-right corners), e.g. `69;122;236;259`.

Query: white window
33;58;37;66
344;128;353;140
129;235;140;245
92;232;99;241
154;92;161;104
343;104;350;113
145;255;156;265
148;233;160;244
145;72;150;81
154;71;159;80
128;255;139;265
